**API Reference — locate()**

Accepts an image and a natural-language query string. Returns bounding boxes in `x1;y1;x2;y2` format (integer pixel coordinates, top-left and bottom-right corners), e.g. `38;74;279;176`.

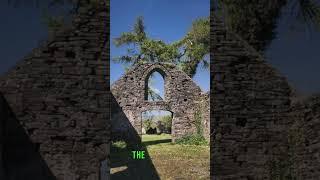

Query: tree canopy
113;16;210;78
217;0;320;52
7;0;320;62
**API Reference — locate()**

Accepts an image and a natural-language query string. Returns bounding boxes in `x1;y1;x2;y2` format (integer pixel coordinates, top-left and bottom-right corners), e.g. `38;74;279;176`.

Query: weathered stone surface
111;63;210;142
0;1;319;179
211;11;320;180
290;95;320;179
0;0;110;179
211;14;292;179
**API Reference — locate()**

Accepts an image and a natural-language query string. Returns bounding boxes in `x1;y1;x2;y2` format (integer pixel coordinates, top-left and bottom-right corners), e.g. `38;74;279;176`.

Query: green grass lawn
111;134;209;180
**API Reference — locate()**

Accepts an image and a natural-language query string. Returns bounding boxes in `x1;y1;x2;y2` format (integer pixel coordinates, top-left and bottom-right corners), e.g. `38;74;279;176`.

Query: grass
111;134;209;179
175;134;208;145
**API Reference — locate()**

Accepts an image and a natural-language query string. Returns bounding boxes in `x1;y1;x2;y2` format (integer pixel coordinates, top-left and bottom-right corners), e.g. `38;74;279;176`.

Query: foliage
176;134;208;146
159;115;172;133
194;107;204;135
178;17;210;76
217;0;320;52
295;0;320;31
217;0;287;52
176;107;207;145
147;73;163;101
143;119;157;132
113;16;209;77
112;134;210;179
112;140;127;150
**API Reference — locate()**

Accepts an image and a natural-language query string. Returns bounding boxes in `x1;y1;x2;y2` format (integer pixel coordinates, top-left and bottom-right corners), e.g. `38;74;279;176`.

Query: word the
132;151;145;159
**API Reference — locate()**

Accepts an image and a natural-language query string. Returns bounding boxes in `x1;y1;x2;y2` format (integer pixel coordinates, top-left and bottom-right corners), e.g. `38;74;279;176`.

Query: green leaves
295;0;320;30
175;17;210;76
218;0;320;52
113;32;138;47
134;16;147;41
219;0;286;52
140;39;180;63
113;16;210;77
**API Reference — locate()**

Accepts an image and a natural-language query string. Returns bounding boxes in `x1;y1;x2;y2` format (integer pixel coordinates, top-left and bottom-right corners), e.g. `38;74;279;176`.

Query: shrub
112;141;127;149
159;115;172;133
176;134;208;145
143;119;157;133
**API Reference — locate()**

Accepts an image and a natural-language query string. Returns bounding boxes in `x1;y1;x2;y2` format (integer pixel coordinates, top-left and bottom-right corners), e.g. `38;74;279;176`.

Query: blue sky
265;9;320;94
0;1;320;95
0;2;48;74
110;0;210;92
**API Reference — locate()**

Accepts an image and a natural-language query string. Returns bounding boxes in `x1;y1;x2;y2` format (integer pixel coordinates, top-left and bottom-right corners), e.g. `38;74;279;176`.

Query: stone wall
0;1;319;179
211;13;292;179
111;63;210;142
289;95;320;179
0;92;56;180
200;92;210;140
0;1;110;179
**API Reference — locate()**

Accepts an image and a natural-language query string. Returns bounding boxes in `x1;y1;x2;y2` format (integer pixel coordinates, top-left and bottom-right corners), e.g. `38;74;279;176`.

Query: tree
7;0;320;54
159;115;172;133
216;0;320;52
178;17;210;76
113;16;210;77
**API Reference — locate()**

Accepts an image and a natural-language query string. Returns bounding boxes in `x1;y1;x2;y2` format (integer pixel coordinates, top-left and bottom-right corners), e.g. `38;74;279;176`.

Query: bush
176;134;208;145
159;115;172;133
143;119;157;133
112;141;127;149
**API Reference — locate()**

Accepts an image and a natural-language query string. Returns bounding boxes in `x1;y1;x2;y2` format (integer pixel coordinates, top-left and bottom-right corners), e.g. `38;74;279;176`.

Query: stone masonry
0;1;110;179
0;0;319;179
111;63;210;142
211;13;293;179
211;10;320;180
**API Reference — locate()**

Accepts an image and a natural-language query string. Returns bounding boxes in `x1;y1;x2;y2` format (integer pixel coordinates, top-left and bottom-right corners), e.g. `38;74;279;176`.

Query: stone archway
111;63;209;142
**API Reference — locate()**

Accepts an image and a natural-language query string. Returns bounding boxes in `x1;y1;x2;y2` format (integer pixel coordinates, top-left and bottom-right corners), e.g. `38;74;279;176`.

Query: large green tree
113;16;210;77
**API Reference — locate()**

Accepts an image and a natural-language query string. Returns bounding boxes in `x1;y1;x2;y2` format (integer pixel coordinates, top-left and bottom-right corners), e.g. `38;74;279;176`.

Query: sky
110;0;211;93
0;2;48;75
265;9;320;95
142;110;172;120
0;1;71;76
0;1;320;96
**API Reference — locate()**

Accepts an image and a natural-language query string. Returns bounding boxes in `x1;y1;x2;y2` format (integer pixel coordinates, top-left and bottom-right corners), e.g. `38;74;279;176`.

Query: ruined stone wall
0;1;110;179
111;63;209;142
200;92;210;140
289;95;320;180
211;13;292;179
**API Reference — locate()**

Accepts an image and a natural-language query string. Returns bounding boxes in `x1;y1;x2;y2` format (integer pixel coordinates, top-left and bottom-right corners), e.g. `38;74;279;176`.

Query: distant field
111;134;209;180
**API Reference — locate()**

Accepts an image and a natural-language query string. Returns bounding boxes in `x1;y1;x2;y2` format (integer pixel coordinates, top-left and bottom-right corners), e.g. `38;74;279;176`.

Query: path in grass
111;134;209;179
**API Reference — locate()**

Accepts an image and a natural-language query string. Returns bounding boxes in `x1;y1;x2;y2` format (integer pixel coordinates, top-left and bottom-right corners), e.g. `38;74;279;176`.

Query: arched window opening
145;70;165;101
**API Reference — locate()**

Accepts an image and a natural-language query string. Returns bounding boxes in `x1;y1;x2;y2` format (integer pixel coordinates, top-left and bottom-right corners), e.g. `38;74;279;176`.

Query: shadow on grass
142;139;171;146
111;94;160;180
